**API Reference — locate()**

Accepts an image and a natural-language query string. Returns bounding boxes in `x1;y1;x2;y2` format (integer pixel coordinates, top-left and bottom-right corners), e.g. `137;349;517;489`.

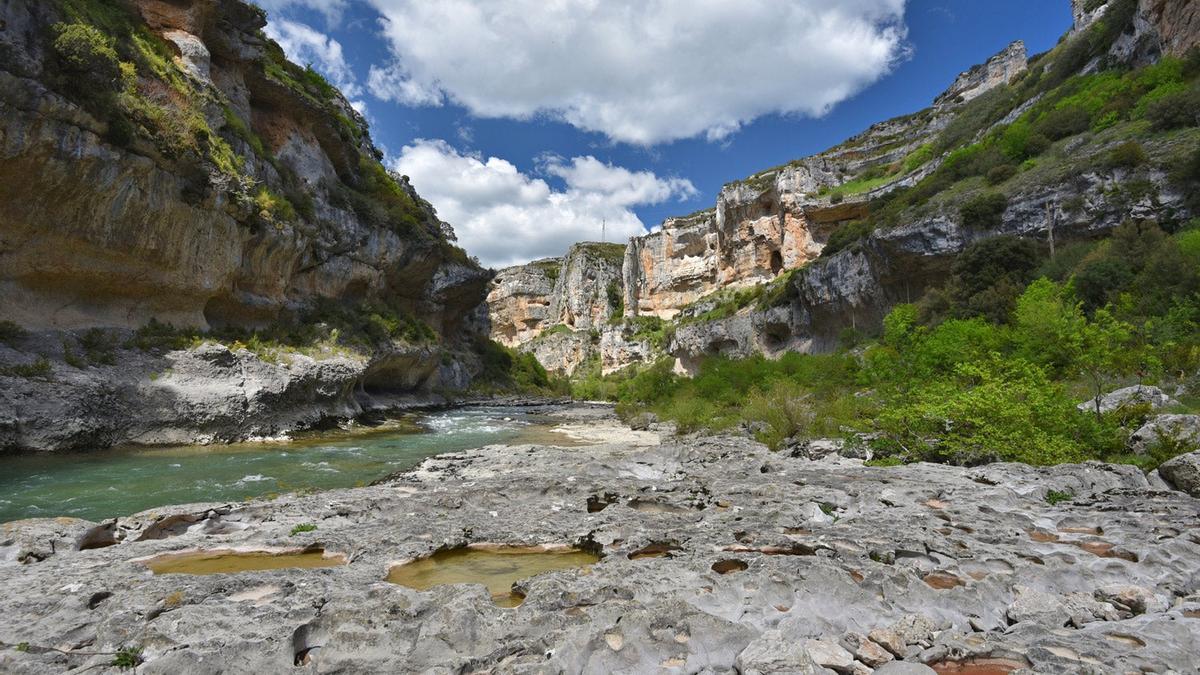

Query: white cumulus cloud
364;0;909;145
392;140;697;268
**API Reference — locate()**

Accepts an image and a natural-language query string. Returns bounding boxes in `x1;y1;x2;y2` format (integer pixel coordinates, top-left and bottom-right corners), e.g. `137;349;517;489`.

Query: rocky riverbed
1;406;1198;674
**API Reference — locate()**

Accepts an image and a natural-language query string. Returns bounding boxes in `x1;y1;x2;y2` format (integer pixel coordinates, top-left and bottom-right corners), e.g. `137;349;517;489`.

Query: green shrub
1045;489;1074;505
1106;140;1148;168
1;359;52;379
1035;105;1092;140
0;320;25;345
606;280;624;315
874;356;1094;466
1144;88;1200;131
821;220;874;257
986;164;1018;185
52;23;122;91
289;523;317;536
959;192;1009;229
111;646;142;670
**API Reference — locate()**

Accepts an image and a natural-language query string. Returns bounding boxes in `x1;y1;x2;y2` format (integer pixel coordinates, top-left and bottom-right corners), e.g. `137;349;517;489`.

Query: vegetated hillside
0;0;531;452
573;0;1200;472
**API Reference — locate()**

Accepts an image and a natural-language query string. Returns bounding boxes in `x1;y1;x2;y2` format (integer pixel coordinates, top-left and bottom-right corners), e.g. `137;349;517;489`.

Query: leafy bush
606;280;624;315
986;164;1018;185
289;523;317;536
959;192;1009;229
821;220;874;257
52;23;123;91
1035;105;1092;140
1106;140;1148;168
1144;87;1200;131
0;320;25;345
1045;489;1075;505
1;359;52;379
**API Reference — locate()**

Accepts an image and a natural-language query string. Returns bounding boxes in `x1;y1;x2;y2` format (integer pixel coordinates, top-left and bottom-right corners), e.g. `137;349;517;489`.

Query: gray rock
805;639;856;673
1;416;1199;673
872;663;937;675
840;632;894;667
1129;415;1200;455
738;631;829;675
629;412;659;431
1006;586;1069;626
1159;450;1200;497
1077;385;1179;415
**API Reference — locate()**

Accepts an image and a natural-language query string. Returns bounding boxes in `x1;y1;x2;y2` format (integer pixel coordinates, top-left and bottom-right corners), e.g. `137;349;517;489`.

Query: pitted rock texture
1;412;1197;673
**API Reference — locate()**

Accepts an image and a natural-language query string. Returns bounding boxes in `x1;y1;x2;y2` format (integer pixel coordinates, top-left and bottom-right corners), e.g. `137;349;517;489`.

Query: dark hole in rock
628;543;683;560
769;250;783;275
294;643;319;662
386;545;600;607
141;548;346;575
929;656;1031;674
87;591;112;609
724;543;820;556
587;493;620;513
711;559;748;574
77;523;118;550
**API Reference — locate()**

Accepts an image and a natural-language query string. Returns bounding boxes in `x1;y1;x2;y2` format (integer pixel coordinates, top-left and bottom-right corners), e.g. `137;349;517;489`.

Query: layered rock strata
0;0;489;449
1;412;1197;673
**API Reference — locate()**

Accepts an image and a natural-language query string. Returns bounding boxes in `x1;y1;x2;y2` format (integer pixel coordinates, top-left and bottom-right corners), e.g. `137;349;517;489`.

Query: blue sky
258;0;1073;267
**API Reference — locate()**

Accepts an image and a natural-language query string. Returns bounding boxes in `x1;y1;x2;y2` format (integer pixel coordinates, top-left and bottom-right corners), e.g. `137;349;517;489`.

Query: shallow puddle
386;545;600;607
930;657;1031;674
142;548;346;575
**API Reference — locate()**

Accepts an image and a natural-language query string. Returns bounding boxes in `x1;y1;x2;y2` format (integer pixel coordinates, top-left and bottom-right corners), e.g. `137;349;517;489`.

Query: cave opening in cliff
769;250;783;275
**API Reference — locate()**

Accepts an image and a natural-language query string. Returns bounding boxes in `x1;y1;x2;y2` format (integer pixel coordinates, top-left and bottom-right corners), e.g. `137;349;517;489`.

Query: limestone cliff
486;242;623;375
0;0;486;333
0;0;490;451
620;42;1028;322
487;0;1199;379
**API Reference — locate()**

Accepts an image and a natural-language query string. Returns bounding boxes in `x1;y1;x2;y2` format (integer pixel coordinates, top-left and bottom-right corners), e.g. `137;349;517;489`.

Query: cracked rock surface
0;408;1198;673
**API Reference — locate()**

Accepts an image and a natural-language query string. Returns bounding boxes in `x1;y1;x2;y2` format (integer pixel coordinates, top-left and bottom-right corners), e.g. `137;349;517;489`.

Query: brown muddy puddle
141;548;346;575
386;545;600;607
930;656;1030;674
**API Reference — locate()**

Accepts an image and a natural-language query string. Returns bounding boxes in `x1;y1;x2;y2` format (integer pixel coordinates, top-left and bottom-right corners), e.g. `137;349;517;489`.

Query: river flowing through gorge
0;405;580;523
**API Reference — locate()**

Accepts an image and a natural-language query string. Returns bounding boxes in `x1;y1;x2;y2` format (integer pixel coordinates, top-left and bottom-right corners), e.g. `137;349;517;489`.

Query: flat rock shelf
0;406;1197;674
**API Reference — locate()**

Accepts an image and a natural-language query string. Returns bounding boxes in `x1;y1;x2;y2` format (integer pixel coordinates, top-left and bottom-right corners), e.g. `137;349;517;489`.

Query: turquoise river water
0;406;569;523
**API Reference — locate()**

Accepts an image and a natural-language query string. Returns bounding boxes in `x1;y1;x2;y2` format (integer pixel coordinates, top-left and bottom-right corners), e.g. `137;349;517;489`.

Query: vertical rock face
486;261;558;347
933;41;1028;108
0;0;485;334
487;243;624;349
1073;0;1111;32
1140;0;1200;57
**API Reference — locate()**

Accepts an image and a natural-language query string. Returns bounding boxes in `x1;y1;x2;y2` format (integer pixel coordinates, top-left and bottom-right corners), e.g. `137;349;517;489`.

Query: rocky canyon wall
0;0;487;335
0;0;490;451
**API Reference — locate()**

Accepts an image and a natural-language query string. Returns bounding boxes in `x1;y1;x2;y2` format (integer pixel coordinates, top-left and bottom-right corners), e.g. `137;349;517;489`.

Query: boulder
1128;415;1200;455
1158;451;1200;497
1077;385;1179;415
737;631;829;675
